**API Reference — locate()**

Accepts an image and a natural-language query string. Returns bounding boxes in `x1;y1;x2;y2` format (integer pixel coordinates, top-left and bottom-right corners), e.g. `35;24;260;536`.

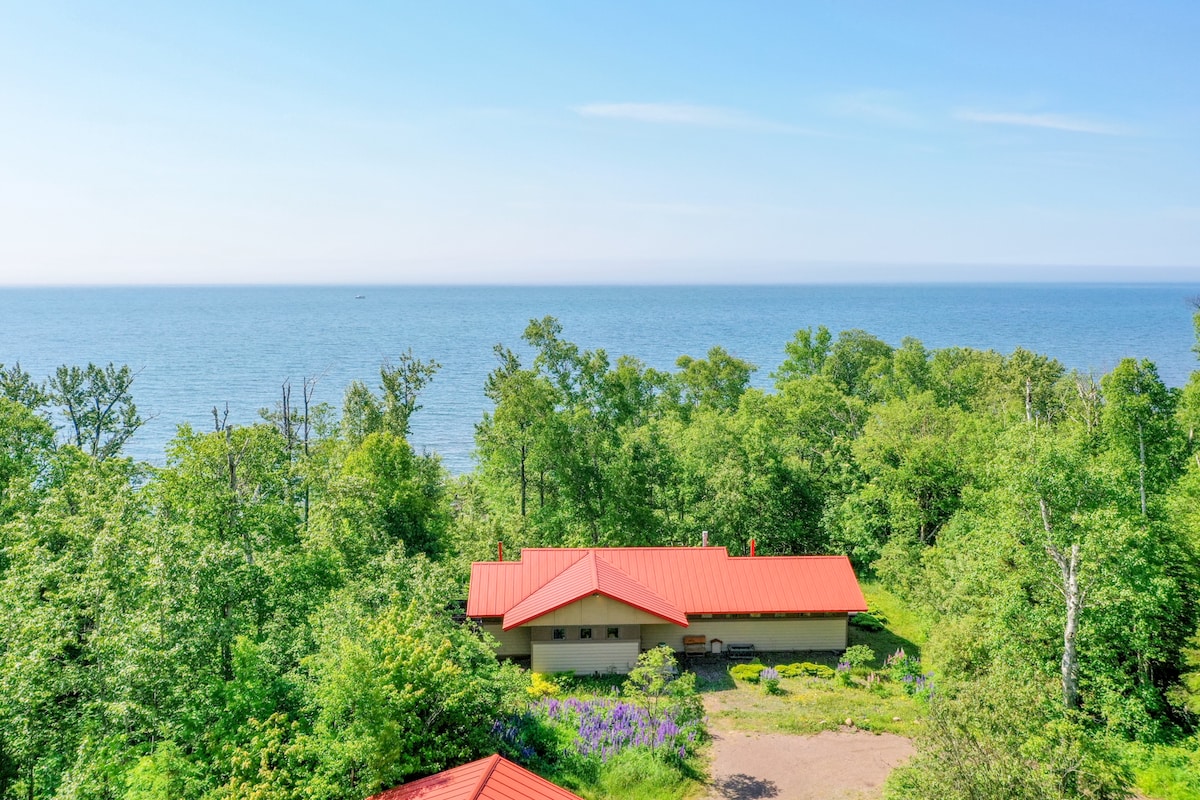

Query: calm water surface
3;284;1198;473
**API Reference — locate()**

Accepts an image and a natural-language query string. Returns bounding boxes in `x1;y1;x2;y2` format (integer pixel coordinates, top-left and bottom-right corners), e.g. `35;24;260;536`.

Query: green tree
823;329;893;402
1101;358;1185;517
0;364;47;412
47;362;143;460
772;325;832;387
321;432;448;564
341;351;441;445
673;346;755;414
303;596;523;797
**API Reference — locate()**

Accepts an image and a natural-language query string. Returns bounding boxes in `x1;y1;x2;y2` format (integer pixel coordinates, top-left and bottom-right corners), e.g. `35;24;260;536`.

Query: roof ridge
517;546;732;553
588;550;599;589
468;753;502;800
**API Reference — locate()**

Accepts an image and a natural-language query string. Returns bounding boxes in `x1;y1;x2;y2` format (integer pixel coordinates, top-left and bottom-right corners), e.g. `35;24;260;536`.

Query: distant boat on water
354;294;366;299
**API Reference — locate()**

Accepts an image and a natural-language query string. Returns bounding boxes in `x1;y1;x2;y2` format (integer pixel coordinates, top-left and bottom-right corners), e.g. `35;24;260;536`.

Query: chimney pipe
750;538;756;557
702;530;708;547
498;541;503;562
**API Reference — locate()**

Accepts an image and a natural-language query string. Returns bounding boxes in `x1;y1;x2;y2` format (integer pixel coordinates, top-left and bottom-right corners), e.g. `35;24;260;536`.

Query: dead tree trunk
1040;498;1082;710
302;376;317;526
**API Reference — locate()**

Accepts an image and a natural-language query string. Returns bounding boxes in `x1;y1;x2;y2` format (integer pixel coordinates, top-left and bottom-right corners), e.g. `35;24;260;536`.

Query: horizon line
3;279;1200;290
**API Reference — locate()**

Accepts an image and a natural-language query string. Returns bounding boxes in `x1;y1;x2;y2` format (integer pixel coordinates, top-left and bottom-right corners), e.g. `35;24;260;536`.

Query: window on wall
552;628;565;640
580;628;593;639
606;627;620;639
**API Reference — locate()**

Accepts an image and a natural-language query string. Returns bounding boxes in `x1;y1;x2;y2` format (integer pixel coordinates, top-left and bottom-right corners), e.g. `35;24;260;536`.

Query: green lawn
855;581;929;668
692;589;931;738
695;655;925;737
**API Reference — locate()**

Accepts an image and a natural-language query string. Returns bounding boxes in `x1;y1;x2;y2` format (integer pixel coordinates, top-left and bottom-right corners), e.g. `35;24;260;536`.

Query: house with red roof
369;754;582;800
467;546;867;675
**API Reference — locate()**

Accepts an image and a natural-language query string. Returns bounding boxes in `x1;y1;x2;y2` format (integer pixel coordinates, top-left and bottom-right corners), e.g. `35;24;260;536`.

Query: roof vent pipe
498;541;503;562
750;538;756;557
702;530;708;547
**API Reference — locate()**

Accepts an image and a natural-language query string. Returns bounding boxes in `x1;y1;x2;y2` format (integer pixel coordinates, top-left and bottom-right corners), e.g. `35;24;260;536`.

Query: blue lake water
2;284;1198;473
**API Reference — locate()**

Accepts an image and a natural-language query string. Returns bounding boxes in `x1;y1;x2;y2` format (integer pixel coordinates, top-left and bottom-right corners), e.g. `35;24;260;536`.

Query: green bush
777;662;835;680
843;644;876;669
850;612;885;632
730;663;766;683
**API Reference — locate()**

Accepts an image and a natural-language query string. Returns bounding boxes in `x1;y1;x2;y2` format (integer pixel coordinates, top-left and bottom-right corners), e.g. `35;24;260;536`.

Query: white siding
480;622;531;657
641;617;847;653
531;641;640;675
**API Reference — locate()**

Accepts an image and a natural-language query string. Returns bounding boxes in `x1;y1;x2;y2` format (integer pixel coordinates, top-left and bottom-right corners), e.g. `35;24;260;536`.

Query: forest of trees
3;312;1200;799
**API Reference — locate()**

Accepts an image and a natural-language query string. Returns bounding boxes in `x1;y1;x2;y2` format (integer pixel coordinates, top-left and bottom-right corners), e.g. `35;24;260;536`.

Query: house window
606;627;620;639
580;628;593;639
552;628;566;640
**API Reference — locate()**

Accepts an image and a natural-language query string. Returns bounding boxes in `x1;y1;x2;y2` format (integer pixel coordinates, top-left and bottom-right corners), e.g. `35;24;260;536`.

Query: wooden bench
726;643;756;661
683;635;707;656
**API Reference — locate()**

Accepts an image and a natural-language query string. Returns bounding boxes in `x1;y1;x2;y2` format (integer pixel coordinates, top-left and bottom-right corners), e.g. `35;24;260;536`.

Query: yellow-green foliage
1128;741;1200;800
729;663;765;682
528;672;561;699
777;662;836;680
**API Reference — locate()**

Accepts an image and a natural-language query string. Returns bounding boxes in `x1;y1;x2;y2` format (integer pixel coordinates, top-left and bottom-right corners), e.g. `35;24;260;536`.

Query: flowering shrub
528;672;561;699
886;648;934;697
496;648;706;771
533;696;702;763
759;667;781;694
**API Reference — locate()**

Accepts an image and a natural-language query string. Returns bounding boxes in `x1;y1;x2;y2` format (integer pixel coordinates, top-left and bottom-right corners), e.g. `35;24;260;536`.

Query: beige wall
642;616;848;652
481;609;850;660
531;640;640;675
529;594;674;626
480;622;531;657
530;624;641;642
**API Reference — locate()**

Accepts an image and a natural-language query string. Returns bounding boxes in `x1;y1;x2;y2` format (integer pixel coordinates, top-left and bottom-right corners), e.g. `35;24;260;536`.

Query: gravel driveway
706;729;914;800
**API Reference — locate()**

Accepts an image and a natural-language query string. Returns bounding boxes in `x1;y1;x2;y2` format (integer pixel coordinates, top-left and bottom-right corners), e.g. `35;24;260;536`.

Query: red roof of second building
468;547;867;623
368;754;583;800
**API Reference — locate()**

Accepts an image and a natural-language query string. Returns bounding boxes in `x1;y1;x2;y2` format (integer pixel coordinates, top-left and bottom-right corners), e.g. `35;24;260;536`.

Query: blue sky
1;1;1198;284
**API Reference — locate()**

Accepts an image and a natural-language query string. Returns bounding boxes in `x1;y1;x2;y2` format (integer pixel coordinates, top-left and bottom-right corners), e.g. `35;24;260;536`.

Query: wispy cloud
828;91;920;127
954;109;1131;136
573;102;822;134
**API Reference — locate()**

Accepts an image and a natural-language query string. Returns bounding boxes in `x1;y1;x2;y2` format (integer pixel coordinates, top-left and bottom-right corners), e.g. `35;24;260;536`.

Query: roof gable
369;754;583;800
468;547;867;621
502;551;688;630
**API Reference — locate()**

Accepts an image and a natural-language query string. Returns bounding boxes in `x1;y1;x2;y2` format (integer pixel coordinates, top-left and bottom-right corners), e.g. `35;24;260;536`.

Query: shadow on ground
713;773;779;799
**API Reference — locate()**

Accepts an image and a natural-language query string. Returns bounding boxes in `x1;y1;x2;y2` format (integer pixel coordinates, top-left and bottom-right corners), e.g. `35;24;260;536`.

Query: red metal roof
502;551;689;630
368;754;583;800
468;547;867;623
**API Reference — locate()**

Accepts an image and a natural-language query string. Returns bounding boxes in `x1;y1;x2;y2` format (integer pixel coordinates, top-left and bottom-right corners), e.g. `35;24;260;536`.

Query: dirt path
705;728;914;800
